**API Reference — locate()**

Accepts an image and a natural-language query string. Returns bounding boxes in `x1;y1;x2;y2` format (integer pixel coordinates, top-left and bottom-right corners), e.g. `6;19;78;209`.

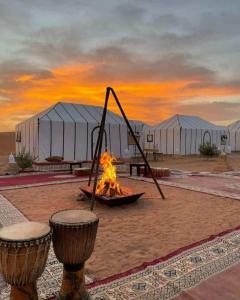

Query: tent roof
228;120;240;131
153;114;226;130
18;102;144;126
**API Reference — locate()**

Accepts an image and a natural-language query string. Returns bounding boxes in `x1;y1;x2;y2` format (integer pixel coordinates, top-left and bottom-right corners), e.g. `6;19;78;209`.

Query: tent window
128;131;140;145
16;131;21;142
147;134;153;143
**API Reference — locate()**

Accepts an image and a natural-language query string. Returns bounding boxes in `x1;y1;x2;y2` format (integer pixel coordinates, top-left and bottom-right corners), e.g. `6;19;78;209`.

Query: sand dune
0;132;15;173
0;132;15;155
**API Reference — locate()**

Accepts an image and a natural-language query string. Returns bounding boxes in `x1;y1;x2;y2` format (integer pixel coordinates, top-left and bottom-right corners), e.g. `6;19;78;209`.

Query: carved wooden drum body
0;221;52;300
50;209;99;300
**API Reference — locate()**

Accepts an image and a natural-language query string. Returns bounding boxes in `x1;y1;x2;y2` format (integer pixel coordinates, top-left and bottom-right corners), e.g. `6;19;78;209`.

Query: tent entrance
203;130;211;144
91;126;107;160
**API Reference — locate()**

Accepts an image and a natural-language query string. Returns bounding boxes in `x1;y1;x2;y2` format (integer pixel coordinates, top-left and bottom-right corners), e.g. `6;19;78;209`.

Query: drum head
0;222;50;242
50;209;98;225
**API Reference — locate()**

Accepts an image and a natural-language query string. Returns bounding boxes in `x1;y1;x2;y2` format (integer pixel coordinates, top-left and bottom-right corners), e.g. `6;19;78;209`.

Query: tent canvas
228;120;240;151
144;114;230;155
16;102;144;160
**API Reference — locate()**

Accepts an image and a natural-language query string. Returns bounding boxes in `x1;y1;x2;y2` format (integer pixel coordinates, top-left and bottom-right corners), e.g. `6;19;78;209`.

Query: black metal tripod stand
88;87;165;211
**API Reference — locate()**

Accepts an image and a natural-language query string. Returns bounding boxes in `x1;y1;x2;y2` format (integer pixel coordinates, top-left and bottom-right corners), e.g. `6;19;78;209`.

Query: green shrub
199;142;220;157
15;148;34;170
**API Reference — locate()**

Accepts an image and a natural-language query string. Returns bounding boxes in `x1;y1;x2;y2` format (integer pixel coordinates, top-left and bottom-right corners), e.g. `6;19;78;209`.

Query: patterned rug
1;194;240;300
0;173;88;191
86;228;240;300
130;176;240;201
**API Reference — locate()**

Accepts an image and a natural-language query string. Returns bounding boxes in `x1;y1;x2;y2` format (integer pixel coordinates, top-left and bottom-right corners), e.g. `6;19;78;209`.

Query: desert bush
15;148;34;170
199;142;220;157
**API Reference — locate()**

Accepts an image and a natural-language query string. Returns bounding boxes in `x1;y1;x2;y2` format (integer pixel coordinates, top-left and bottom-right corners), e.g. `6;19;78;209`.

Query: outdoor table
65;161;83;173
129;163;148;176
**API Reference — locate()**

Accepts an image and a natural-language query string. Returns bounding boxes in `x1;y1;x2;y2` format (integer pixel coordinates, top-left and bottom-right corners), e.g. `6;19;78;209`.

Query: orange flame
96;151;123;197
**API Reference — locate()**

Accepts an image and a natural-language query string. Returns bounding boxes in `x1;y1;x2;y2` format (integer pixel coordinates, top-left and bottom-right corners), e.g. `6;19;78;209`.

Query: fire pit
82;151;144;206
80;186;144;206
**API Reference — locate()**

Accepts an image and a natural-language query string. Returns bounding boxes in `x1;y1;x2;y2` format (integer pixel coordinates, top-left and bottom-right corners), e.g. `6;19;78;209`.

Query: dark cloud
185;79;240;91
0;60;54;93
115;2;145;20
0;60;53;77
1;0;240;129
176;101;240;123
85;47;215;83
0;1;30;33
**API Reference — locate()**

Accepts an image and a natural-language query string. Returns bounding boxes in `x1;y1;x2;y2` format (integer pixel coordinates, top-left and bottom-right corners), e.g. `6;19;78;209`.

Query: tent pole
109;87;165;200
90;87;110;211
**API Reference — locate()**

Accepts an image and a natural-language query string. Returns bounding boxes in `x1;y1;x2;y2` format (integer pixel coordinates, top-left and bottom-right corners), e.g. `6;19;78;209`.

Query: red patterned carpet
0;173;84;189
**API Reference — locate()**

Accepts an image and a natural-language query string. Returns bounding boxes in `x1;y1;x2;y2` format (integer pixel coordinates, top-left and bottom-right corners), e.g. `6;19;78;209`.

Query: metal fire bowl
80;187;144;207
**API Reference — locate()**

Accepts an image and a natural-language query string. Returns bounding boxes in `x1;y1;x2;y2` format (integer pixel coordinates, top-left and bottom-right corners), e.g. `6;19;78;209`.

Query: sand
0;156;8;174
149;153;240;172
2;178;240;280
0;132;15;174
0;132;15;155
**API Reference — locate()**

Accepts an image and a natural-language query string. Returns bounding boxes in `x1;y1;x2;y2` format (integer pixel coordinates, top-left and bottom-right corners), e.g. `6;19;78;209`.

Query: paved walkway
174;263;240;300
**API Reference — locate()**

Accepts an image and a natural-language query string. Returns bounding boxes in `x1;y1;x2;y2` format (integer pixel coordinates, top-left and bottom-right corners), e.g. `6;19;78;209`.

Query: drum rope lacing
0;230;52;286
0;248;47;256
0;233;52;248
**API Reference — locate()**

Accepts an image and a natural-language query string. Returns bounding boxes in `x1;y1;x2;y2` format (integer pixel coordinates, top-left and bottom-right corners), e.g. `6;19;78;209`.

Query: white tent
228;120;240;151
144;114;230;155
16;102;144;160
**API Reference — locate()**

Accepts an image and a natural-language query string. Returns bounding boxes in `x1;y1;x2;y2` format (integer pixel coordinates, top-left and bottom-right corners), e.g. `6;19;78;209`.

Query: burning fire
96;151;123;197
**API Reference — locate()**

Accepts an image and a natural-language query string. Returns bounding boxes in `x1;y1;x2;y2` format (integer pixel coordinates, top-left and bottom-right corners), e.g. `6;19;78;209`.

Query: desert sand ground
2;178;240;280
148;152;240;172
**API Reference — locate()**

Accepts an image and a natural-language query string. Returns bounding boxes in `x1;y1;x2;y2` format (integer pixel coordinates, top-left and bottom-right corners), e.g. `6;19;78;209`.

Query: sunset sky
1;0;240;131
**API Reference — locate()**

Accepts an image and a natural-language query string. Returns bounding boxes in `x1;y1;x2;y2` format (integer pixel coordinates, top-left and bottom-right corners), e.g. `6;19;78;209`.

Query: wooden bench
33;161;71;172
150;167;170;178
33;160;84;172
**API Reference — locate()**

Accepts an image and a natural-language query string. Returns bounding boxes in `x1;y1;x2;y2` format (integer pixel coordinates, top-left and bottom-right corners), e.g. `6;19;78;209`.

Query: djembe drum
49;209;99;300
0;221;52;300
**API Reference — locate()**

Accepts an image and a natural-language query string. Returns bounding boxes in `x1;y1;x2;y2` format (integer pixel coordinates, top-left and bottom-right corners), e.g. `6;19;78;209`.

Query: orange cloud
1;62;240;131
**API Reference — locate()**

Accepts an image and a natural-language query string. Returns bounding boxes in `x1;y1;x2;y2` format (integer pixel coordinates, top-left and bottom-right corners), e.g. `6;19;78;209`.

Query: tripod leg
110;88;165;199
88;129;101;186
90;88;111;210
